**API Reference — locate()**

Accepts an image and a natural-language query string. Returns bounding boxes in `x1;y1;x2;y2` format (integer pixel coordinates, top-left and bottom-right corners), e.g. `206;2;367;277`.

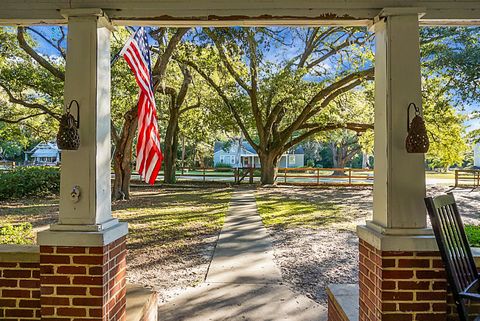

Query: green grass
0;187;232;254
425;171;456;180
0;223;35;245
0;198;59;230
112;188;231;254
256;192;345;228
465;224;480;247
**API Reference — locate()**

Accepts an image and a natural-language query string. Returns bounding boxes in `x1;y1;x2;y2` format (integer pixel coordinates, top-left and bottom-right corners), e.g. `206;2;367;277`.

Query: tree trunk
163;111;179;184
259;152;280;185
181;135;186;173
331;143;348;176
112;108;138;200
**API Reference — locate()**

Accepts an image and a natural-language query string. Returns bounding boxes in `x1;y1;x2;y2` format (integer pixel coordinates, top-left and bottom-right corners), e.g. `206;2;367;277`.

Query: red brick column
39;236;127;321
359;239;447;321
0;260;40;321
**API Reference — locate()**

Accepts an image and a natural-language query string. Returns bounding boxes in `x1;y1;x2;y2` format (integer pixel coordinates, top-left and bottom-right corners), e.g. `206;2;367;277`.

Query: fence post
348;168;352;185
249;168;254;184
203;167;206;182
284;169;287;183
317;168;320;185
455;170;458;187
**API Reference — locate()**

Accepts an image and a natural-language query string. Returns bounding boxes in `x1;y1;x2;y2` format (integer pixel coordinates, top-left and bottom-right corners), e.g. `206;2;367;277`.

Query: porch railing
454;169;480;188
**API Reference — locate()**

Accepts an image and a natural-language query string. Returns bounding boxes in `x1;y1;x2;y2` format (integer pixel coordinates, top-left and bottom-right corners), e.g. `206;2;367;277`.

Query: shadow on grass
0;198;59;228
113;187;233;268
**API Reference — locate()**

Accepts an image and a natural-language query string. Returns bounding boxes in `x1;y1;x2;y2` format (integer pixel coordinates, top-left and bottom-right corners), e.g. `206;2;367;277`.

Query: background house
24;142;61;166
214;140;304;168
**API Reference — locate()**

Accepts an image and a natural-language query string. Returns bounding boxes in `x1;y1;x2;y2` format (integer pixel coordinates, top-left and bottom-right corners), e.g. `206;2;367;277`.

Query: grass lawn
0;187;232;255
256;189;347;229
465;224;480;247
113;187;231;256
425;171;456;180
0;197;59;230
0;186;232;300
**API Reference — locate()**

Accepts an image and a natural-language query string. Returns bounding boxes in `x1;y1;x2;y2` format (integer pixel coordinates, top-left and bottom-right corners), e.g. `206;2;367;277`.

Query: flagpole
110;26;137;66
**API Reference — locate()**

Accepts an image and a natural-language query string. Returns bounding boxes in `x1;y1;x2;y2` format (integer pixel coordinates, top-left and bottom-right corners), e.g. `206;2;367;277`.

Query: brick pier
358;239;447;321
0;249;41;320
39;236;127;320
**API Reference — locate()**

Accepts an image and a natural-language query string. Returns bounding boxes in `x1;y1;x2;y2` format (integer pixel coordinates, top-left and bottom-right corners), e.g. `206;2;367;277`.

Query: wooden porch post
356;9;446;321
37;9;128;321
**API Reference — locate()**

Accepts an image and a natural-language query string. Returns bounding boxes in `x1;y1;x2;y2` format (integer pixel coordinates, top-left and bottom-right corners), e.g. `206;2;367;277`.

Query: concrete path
158;188;326;321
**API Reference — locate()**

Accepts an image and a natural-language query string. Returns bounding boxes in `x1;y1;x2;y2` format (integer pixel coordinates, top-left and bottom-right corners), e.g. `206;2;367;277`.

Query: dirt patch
257;185;480;307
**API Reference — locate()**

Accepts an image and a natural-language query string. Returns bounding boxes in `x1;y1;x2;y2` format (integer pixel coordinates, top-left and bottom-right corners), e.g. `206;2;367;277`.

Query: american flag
120;27;163;185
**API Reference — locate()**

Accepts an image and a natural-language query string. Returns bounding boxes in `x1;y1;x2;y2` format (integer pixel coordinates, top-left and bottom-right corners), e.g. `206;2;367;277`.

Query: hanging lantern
405;102;429;153
57;100;80;150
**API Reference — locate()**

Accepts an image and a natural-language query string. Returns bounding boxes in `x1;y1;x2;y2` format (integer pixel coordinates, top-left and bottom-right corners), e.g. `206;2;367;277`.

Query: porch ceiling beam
0;1;479;26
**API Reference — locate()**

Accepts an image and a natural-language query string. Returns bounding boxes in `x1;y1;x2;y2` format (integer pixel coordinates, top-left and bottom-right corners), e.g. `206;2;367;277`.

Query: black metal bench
425;193;480;321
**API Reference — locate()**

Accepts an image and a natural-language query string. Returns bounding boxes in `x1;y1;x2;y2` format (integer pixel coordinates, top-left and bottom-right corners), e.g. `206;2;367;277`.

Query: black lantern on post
57;100;80;150
405;102;429;153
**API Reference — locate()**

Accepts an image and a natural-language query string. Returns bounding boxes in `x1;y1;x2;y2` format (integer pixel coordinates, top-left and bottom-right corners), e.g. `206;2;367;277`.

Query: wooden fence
0;161;15;172
455;169;480;188
155;167;374;186
277;167;374;186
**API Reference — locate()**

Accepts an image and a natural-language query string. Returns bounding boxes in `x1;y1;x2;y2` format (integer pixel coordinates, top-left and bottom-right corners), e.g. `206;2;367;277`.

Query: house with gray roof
24;142;61;166
213;140;304;168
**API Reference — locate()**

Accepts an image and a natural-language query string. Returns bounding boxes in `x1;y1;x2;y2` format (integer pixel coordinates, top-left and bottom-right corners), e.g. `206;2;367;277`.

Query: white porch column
37;9;128;321
38;8;127;244
371;10;426;231
356;10;446;321
358;8;436;241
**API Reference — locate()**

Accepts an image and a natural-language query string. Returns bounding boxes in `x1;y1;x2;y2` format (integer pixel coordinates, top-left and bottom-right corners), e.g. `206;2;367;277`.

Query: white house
474;142;480;168
213;140;304;168
24;142;61;166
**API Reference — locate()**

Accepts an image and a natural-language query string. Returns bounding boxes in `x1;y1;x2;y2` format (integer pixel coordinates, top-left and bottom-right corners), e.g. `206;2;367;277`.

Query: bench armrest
459;291;480;301
460;279;480;301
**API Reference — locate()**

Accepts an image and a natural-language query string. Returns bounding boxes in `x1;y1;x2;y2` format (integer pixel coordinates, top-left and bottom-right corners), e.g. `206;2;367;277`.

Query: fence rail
127;167;374;186
455;169;480;188
277;167;374;186
0;161;15;172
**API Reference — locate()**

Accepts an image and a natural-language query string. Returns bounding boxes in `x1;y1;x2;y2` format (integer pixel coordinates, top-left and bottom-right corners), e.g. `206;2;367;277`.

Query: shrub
215;163;233;172
465;224;480;247
0;223;35;245
0;166;60;200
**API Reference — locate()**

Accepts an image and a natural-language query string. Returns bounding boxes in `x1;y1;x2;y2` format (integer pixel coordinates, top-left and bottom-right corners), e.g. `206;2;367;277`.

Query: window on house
289;155;295;164
220;156;225;163
231;156;235;164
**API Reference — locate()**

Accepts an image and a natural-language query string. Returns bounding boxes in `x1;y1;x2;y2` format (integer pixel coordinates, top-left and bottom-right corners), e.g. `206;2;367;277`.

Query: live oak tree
422;77;469;171
0;27;64;160
0;27;63;129
184;27;375;184
1;26;478;190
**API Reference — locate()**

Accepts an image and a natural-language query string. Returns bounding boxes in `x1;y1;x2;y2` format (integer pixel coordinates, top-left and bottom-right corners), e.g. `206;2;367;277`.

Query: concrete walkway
158;188;326;321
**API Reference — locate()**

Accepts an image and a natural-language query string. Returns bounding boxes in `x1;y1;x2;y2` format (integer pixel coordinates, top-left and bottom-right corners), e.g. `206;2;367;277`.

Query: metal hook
407;102;420;132
66;100;80;128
